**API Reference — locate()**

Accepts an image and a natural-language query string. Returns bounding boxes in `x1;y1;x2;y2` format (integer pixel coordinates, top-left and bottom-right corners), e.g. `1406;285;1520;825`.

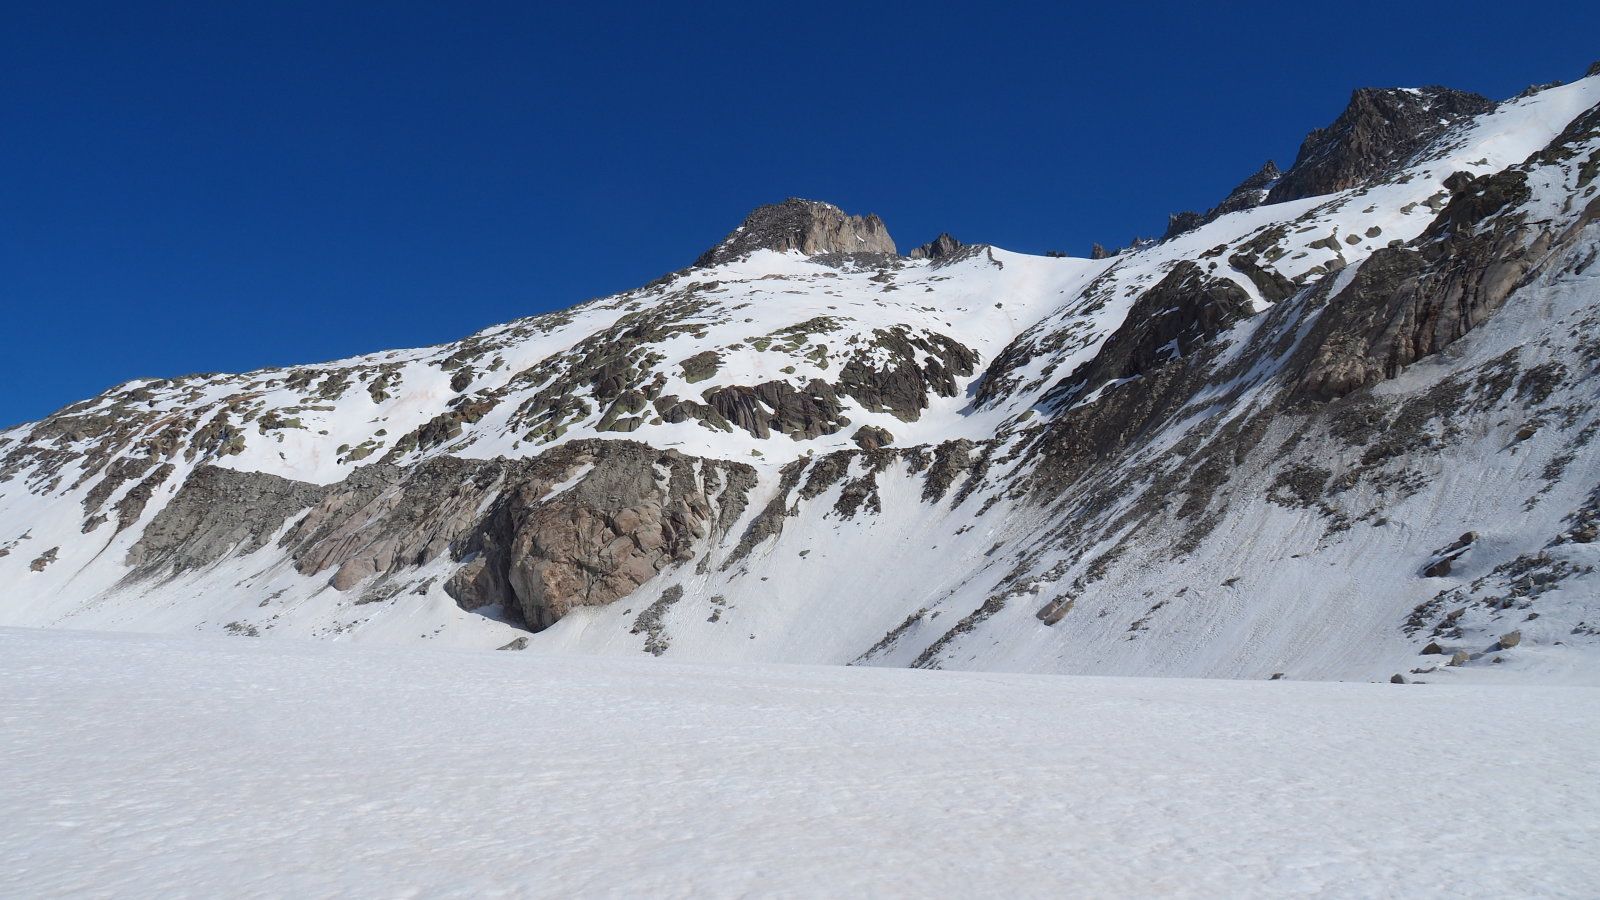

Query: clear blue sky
4;1;1597;428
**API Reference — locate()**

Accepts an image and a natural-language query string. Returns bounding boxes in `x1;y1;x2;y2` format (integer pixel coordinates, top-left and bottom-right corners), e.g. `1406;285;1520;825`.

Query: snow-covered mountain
6;63;1600;684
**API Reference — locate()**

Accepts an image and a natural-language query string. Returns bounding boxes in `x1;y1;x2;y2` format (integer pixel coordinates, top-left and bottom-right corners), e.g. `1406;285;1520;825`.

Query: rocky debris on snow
495;637;529;651
695;199;897;268
1422;532;1478;577
29;547;59;572
631;584;684;656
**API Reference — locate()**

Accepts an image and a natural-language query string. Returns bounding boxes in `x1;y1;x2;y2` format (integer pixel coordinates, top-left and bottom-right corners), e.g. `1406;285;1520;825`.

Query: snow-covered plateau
4;626;1596;899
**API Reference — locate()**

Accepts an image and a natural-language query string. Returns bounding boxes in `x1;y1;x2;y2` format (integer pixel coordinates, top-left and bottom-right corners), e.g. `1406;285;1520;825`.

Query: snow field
3;627;1596;899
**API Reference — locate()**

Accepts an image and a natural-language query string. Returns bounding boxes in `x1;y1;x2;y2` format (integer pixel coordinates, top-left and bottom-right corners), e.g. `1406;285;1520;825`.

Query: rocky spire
1266;86;1495;204
909;233;964;260
694;198;897;268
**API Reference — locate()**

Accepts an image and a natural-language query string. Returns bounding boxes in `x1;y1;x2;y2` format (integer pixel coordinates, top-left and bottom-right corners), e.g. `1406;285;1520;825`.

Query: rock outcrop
126;441;757;631
1161;161;1281;241
1045;262;1253;407
1296;157;1594;399
1267;87;1496;203
909;233;964;260
695;198;897;268
446;442;755;629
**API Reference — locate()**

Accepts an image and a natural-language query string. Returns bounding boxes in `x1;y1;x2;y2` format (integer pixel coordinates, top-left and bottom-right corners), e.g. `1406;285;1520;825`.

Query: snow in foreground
3;628;1596;899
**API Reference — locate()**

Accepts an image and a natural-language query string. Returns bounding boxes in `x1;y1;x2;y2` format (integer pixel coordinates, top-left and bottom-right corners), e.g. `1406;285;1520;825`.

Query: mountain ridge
5;62;1600;684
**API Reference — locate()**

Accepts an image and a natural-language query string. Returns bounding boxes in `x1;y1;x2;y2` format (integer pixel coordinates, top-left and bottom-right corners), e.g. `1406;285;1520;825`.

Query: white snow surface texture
4;626;1596;899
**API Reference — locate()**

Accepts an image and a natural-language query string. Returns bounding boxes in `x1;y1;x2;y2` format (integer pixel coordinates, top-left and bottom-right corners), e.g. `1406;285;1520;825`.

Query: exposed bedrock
695;198;897;268
1045;261;1252;408
1267;86;1496;203
447;443;754;629
1297;153;1600;399
125;441;758;630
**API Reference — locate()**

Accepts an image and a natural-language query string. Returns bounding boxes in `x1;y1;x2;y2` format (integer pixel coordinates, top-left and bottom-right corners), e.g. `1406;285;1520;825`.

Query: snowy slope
2;68;1600;685
4;626;1596;899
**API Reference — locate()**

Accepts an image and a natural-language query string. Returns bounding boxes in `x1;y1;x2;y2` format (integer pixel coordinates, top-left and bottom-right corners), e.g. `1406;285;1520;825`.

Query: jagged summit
1160;85;1493;242
909;233;964;260
694;198;897;268
1266;86;1495;203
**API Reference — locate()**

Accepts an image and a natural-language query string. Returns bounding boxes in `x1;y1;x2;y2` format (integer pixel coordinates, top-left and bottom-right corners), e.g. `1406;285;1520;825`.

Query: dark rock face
126;441;758;631
1162;161;1282;241
1268;87;1496;204
446;443;752;629
126;466;330;576
1045;262;1253;407
702;380;850;440
837;328;978;421
1295;96;1600;399
1295;164;1569;399
1211;160;1282;218
909;233;964;260
695;198;897;268
852;425;894;450
1161;211;1206;241
1090;243;1111;260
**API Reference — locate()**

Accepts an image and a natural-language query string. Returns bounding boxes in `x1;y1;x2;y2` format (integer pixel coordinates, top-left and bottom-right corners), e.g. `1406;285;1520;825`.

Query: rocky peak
1160;160;1282;242
909;233;964;260
694;198;897;268
1266;86;1496;204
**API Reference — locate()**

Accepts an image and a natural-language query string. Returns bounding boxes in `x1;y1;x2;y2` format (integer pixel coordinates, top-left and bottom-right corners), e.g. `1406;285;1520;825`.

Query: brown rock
852;425;895;451
695;199;897;268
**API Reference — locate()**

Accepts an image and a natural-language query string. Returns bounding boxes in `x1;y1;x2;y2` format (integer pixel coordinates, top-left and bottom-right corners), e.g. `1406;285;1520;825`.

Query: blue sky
4;1;1598;428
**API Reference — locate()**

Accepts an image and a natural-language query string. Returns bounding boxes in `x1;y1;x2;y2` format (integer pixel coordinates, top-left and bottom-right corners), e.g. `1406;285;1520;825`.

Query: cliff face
694;198;897;267
4;67;1600;683
1267;86;1497;203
